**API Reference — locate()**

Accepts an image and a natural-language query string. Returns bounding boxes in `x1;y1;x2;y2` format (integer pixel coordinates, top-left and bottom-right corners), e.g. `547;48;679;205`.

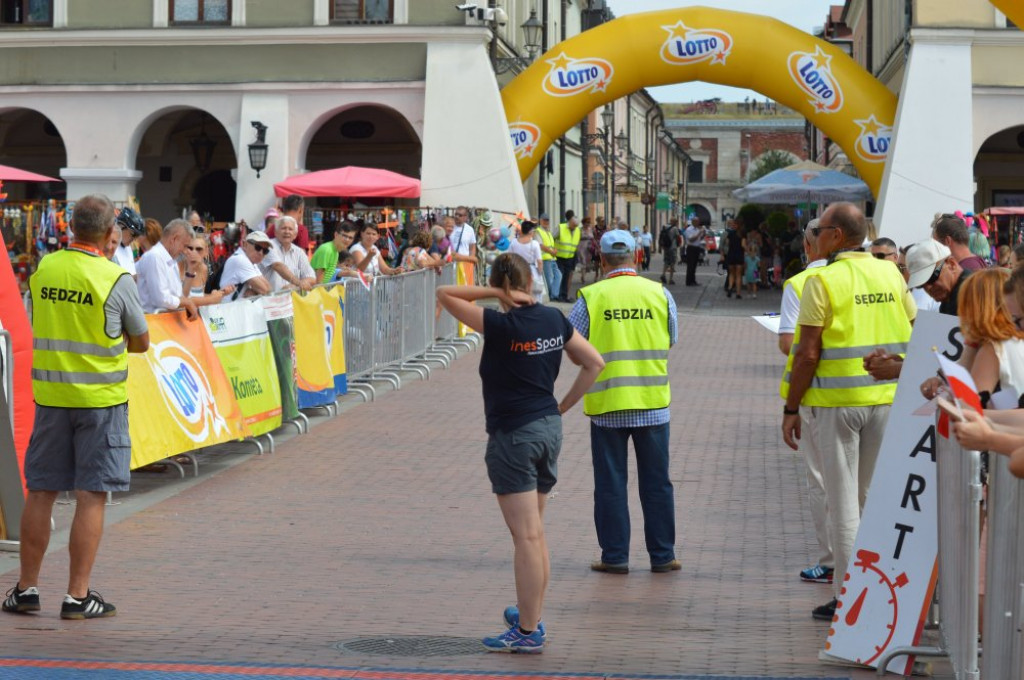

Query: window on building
688;160;704;185
171;0;230;24
332;0;393;24
0;0;52;26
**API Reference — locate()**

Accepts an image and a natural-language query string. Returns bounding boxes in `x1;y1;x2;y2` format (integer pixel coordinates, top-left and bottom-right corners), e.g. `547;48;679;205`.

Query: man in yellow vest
778;219;834;587
535;213;560;301
554;214;581;302
3;195;149;620
569;230;679;574
781;202;915;621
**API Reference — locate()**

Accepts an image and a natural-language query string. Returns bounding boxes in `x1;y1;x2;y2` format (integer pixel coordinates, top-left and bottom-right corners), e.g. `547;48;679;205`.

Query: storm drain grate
335;635;485;657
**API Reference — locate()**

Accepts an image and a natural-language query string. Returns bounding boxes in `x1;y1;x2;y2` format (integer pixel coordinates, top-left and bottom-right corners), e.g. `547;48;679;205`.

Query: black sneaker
61;590;116;620
812;598;837;621
3;584;40;613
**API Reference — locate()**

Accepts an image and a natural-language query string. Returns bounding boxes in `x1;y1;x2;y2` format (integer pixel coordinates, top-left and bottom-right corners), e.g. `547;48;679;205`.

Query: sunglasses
921;260;944;288
252;244;270;255
872;251;896;260
809;225;839;238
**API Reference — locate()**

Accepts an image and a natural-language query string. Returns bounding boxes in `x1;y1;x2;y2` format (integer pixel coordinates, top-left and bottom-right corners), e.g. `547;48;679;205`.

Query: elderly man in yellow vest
535;213;560;300
4;195;150;620
569;230;680;574
781;202;915;622
554;215;581;302
778;219;834;587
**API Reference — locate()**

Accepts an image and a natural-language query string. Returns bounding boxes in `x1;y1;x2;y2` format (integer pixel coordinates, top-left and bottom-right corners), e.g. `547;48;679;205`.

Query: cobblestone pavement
0;262;931;679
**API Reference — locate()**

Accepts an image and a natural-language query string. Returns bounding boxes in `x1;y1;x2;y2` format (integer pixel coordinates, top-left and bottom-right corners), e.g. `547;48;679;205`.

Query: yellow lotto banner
322;285;348;394
501;7;897;196
127;311;250;469
292;289;335;408
455;261;476;337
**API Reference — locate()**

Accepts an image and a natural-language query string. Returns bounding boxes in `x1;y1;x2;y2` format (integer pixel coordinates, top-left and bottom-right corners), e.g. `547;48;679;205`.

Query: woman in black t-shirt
436;253;604;654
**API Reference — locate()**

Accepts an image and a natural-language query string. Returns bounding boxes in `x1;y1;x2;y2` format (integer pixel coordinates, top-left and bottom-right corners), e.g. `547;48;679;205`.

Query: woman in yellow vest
436;253;604;653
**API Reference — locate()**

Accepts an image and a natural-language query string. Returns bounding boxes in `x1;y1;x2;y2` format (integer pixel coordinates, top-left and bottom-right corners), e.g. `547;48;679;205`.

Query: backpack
659;227;675;250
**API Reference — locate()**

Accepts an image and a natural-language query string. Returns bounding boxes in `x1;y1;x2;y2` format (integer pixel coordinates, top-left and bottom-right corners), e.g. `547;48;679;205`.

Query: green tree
737;204;763;233
747;149;795;183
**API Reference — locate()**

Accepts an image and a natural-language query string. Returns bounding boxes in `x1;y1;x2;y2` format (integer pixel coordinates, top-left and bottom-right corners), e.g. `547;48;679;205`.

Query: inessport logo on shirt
509;336;565;356
147;340;229;443
659;21;733;66
542;53;613;97
510;122;542;160
853;115;893;163
788;46;844;114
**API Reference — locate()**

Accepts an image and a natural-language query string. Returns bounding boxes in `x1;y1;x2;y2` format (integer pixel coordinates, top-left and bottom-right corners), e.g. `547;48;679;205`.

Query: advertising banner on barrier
201;301;283;437
292;290;335;408
127;311;250;469
455;262;475;337
322;285;348;395
261;293;299;422
824;310;959;673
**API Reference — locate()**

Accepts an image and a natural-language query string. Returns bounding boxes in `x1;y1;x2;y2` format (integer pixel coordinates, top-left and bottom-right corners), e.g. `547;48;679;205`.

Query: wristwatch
783;406;799;415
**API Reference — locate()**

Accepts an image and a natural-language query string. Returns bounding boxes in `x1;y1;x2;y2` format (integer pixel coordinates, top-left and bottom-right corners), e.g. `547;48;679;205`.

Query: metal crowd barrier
878;419;981;679
982;454;1024;680
0;329;12;425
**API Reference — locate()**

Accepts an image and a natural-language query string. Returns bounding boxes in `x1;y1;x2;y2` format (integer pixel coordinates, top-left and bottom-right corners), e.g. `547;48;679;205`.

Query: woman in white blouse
351;223;402;277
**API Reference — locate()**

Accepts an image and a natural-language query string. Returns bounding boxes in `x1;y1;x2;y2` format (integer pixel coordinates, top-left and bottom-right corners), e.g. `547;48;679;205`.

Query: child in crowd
744;238;760;299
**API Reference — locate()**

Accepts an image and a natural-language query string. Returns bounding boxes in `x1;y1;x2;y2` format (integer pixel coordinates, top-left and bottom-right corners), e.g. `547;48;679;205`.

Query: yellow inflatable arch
501;7;897;197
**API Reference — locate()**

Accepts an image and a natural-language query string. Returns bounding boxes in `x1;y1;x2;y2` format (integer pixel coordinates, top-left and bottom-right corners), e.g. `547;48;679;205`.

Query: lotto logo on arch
854;115;893;163
510;122;542;160
659;21;732;66
147;339;230;444
542;53;613;97
788;46;844;113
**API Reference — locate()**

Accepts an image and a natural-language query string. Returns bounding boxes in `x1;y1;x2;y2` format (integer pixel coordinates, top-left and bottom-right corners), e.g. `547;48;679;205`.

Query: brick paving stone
0;271;948;679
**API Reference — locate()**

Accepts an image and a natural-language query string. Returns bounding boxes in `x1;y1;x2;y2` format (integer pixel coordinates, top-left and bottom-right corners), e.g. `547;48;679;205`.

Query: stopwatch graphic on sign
828;549;909;665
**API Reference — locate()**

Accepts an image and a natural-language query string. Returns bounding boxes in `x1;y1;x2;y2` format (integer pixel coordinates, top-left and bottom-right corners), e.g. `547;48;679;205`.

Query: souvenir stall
0;165;65;291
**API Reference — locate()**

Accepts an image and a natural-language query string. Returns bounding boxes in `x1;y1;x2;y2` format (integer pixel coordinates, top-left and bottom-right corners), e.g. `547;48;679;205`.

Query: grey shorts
485;414;562;495
24;403;132;493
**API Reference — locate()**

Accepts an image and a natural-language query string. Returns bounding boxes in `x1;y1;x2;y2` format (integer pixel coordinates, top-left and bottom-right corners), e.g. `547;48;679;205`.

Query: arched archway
133;108;236;222
303;104;422;180
0;108;67;201
501;7;896;196
975;123;1024;247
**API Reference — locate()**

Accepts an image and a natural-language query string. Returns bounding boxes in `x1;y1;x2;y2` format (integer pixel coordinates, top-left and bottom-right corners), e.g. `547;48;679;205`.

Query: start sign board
824;310;961;674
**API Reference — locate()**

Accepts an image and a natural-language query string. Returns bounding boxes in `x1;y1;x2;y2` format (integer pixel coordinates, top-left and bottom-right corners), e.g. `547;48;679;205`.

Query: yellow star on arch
662;21;692;41
546;52;572;71
855;115;888;136
811;46;832;70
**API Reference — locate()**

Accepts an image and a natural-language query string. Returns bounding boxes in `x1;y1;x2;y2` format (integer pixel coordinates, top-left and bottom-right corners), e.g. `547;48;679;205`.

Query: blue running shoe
482;625;544;653
502;605;547;640
800;564;834;584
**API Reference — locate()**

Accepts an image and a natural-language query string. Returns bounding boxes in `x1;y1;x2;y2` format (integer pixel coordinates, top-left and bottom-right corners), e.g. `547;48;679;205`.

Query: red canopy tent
0;164;60;182
273;166;419;199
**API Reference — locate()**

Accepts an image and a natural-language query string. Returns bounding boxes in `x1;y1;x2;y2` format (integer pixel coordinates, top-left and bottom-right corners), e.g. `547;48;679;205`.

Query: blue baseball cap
601;229;635;253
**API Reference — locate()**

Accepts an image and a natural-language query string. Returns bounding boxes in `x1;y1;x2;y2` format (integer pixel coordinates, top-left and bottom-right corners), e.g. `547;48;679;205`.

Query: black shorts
484;415;562;495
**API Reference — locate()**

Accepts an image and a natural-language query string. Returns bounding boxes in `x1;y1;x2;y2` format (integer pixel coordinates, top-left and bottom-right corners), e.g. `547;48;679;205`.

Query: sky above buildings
603;0;840;103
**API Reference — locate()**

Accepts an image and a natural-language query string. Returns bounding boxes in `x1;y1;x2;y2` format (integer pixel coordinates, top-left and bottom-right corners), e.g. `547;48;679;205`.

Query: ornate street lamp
248;121;269;178
492;8;546;74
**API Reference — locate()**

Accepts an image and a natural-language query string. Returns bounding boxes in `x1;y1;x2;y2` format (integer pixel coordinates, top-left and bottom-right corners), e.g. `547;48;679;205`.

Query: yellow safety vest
798;256;912;408
537;227;556;261
31;249;131;408
555;224;581;259
779;266;817;400
580;274;671;415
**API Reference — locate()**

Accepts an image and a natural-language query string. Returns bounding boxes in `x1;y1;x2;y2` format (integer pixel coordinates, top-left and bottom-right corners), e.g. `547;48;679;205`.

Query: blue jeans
590;421;676;566
543;260;561;301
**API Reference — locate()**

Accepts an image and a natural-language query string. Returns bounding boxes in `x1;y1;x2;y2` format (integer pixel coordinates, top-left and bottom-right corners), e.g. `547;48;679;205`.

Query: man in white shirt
135;218;198;320
683;217;707;287
449;206;477;264
263;216;316;291
221;231;272;299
